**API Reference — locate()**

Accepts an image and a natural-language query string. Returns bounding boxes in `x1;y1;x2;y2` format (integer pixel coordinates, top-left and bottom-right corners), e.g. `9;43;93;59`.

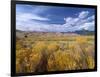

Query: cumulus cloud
61;11;95;32
78;21;94;30
64;17;72;23
64;17;80;27
78;11;89;19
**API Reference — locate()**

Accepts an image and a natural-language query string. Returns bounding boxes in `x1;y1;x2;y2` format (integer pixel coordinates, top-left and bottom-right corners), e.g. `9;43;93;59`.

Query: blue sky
16;4;95;32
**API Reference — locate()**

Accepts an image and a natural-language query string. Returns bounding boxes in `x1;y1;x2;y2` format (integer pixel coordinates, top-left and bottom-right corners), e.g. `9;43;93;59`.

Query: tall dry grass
16;35;95;73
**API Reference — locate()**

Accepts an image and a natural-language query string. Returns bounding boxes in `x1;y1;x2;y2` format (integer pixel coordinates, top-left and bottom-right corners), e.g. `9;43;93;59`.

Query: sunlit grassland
16;33;95;73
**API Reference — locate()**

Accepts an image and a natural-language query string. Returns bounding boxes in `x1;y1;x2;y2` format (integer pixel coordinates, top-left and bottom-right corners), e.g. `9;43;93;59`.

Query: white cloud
87;15;95;21
64;17;72;23
64;17;80;27
16;12;50;22
79;21;94;30
78;11;89;19
61;11;94;31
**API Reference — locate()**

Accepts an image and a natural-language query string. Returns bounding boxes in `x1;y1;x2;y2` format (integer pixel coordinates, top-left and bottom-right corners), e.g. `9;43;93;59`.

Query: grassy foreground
16;33;95;73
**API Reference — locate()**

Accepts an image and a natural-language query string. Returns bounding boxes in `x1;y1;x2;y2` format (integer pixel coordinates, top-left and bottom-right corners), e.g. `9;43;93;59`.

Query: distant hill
74;29;94;35
16;29;94;36
16;29;24;32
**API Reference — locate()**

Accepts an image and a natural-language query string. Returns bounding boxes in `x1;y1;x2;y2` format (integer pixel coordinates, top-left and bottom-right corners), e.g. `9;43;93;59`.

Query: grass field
16;32;95;73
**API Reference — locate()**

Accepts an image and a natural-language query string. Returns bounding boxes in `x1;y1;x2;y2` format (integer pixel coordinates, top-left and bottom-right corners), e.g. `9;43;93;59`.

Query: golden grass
16;35;95;73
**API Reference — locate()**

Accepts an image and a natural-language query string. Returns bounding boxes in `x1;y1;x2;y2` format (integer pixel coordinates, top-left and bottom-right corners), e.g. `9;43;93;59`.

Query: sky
16;4;95;32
